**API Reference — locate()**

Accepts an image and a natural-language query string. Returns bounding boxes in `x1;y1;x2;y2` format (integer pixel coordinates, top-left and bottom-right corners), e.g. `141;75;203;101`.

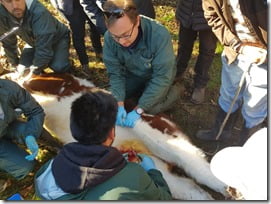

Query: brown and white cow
1;73;231;200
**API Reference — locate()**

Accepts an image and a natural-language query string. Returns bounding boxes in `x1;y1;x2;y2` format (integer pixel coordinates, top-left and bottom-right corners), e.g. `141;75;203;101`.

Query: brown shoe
191;87;205;104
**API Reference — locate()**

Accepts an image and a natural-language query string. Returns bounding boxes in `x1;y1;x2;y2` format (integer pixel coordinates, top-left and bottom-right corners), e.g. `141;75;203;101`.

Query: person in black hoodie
175;0;217;104
34;89;172;200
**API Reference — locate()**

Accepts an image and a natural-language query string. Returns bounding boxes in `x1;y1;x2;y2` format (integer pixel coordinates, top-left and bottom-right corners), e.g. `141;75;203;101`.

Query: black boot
237;121;265;146
196;107;239;141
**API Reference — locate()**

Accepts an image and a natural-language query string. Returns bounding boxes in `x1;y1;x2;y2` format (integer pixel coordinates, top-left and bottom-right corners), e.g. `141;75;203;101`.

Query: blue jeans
219;53;267;128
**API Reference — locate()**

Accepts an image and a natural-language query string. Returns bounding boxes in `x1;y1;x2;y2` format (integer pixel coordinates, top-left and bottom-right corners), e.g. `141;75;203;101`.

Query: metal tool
0;26;19;42
215;62;252;140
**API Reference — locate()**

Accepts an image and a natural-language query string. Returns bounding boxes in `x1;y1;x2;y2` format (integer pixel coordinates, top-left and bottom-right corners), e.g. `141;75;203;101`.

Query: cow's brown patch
23;73;90;97
142;114;178;137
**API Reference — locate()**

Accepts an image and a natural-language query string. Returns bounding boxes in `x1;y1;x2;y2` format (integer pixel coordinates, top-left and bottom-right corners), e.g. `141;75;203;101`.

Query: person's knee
0;140;35;180
19;46;35;67
51;59;71;73
0;156;35;180
50;61;71;73
11;160;35;180
148;83;181;114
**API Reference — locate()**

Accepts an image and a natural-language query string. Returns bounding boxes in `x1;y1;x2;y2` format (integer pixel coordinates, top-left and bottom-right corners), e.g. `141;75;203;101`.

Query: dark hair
103;0;138;27
70;89;118;145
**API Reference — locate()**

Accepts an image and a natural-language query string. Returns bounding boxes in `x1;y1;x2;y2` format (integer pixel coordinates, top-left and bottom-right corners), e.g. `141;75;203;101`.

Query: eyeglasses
110;23;135;42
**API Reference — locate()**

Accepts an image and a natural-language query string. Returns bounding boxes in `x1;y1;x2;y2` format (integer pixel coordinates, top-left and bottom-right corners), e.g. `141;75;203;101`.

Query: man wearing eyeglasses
103;0;181;128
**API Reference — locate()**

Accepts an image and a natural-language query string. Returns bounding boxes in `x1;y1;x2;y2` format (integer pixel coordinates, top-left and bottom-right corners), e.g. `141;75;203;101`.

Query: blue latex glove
123;110;141;128
24;135;39;161
116;106;127;126
138;154;156;171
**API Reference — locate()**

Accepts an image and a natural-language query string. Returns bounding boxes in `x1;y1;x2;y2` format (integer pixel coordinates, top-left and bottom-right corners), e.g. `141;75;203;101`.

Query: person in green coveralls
0;79;44;192
103;0;181;128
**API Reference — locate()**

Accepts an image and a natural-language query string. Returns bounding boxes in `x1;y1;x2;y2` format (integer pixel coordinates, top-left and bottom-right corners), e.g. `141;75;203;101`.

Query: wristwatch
135;107;144;115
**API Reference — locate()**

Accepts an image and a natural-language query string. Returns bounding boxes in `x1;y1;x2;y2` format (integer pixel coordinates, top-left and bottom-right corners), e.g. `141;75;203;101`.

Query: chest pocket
139;55;153;69
128;52;153;77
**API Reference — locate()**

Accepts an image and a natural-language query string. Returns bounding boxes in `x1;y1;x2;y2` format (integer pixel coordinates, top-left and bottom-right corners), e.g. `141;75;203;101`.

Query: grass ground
0;0;235;200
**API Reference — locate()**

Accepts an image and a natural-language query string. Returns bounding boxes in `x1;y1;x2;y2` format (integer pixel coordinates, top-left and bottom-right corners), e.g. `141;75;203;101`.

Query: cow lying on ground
1;73;234;200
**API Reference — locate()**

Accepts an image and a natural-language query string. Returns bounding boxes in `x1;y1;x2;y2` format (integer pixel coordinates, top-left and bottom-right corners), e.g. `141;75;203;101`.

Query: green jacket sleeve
0;19;19;65
116;163;173;200
31;7;61;68
103;32;126;102
2;35;20;66
138;27;176;111
9;80;45;139
147;169;172;199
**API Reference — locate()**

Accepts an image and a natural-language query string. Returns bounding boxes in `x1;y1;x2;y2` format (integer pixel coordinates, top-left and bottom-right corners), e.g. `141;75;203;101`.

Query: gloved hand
29;65;41;75
240;45;267;65
124;110;141;128
138;154;156;172
116;106;127;126
24;135;39;161
16;64;26;77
